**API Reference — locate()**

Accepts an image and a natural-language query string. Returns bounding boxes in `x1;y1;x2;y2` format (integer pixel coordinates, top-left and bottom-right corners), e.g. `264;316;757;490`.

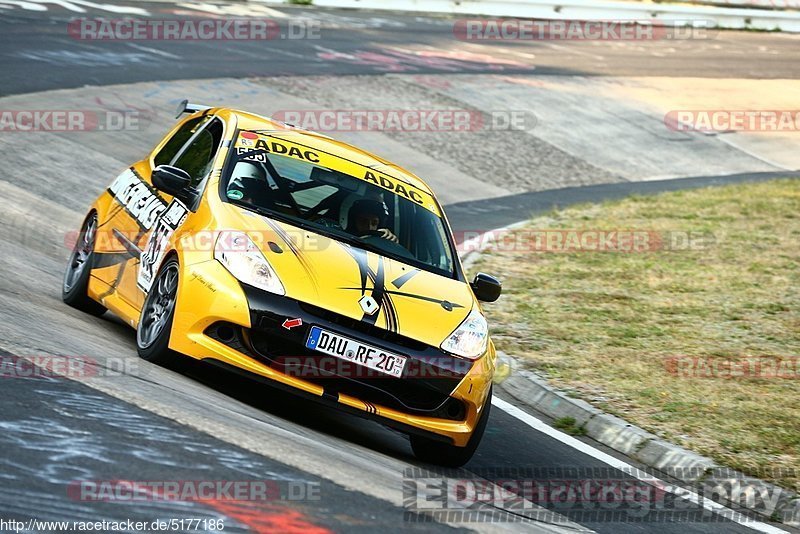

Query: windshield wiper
337;235;392;258
352;242;427;274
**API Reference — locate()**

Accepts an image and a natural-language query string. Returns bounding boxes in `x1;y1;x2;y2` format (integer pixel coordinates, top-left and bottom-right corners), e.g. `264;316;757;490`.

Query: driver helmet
347;197;388;234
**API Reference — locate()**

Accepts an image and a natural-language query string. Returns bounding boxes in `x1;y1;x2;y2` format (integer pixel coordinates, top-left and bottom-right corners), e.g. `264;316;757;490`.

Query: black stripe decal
343;247;399;332
98;203;126;228
96;261;128;301
338;287;465;310
380;292;398;332
348;247;369;297
95;229;146;300
391;269;419;289
363;255;386;327
92;252;134;270
112;229;143;259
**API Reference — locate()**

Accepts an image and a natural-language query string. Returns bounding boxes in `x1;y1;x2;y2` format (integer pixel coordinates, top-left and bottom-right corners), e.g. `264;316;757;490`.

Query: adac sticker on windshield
235;132;440;216
235;135;320;163
362;170;428;208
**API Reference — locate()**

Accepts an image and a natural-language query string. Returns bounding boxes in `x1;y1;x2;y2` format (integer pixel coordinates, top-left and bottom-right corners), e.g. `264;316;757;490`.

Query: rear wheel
410;388;492;467
62;212;107;316
136;257;181;367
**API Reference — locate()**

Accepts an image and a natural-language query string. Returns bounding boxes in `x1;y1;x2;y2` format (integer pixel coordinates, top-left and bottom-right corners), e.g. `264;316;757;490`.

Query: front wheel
136;257;181;367
62;212;107;316
410;388;492;467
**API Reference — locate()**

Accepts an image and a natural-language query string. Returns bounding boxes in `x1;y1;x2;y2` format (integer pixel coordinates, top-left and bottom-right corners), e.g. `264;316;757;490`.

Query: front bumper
214;284;472;419
170;259;494;446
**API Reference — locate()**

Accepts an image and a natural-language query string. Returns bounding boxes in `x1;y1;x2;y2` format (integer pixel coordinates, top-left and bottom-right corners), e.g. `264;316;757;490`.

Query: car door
103;115;224;312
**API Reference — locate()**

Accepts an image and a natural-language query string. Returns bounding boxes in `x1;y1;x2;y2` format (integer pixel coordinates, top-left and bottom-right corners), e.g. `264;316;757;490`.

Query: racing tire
62;212;107;317
136;257;181;367
410;387;492;467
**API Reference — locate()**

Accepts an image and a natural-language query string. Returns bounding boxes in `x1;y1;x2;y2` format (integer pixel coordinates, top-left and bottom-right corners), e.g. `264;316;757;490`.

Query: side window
172;118;224;187
153;116;208;167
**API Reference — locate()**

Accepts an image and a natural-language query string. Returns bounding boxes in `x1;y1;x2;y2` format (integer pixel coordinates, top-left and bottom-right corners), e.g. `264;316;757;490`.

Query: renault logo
359;295;380;315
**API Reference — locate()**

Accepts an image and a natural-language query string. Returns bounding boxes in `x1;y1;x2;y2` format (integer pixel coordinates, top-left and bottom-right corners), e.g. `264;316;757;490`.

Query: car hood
231;209;474;349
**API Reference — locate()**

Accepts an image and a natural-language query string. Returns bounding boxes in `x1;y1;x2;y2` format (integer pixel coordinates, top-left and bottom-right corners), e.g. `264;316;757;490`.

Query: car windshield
222;132;455;277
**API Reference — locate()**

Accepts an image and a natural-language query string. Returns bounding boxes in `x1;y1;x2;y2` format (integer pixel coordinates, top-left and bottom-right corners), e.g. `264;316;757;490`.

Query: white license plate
305;326;407;378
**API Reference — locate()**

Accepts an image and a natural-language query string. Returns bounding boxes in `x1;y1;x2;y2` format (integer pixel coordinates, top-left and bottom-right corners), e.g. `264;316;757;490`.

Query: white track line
492;397;789;534
125;43;181;60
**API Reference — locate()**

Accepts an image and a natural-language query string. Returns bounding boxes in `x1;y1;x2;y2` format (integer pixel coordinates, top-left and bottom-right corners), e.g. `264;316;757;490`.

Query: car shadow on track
182;356;427;459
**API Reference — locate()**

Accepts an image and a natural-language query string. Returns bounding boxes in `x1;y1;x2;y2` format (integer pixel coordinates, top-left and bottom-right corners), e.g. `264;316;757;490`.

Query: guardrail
262;0;800;32
675;0;799;8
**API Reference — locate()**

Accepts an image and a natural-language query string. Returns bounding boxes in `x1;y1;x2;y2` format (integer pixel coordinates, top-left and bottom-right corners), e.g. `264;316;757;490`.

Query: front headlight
440;308;488;360
214;231;285;295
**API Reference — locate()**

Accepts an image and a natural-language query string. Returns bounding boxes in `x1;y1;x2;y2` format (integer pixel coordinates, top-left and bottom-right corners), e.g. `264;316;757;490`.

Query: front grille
205;321;466;421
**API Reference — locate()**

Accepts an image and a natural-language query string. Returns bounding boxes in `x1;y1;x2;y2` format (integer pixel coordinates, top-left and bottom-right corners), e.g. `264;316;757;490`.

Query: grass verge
473;179;800;490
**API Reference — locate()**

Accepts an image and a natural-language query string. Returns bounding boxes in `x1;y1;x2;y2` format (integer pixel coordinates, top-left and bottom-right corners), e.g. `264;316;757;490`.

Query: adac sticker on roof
234;132;441;216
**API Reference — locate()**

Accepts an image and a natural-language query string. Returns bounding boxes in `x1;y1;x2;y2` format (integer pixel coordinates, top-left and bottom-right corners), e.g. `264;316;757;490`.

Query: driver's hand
378;228;398;243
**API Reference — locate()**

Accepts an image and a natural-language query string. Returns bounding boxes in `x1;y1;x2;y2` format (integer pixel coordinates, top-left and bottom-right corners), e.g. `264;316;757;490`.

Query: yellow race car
63;101;502;466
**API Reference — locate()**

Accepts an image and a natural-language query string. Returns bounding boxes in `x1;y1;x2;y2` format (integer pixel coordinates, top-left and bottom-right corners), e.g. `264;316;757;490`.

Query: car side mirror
152;165;193;201
471;272;502;303
152;165;200;211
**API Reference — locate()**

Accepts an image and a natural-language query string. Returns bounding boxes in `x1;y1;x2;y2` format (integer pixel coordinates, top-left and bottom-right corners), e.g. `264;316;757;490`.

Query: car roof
215;108;436;196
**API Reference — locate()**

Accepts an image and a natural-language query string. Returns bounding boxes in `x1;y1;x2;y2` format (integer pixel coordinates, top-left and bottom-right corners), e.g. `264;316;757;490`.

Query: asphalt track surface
1;2;799;533
2;2;800;96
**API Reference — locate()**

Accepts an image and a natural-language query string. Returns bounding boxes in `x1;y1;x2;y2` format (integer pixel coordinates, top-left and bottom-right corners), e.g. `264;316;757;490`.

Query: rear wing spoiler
175;99;212;119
